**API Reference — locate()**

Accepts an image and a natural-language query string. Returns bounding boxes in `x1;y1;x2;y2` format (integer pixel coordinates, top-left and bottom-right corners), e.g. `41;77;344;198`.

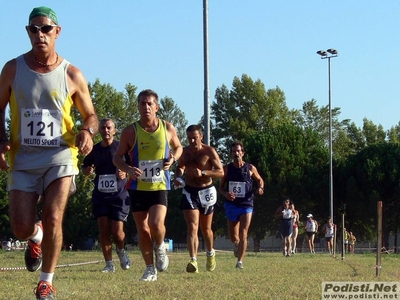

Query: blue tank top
83;140;130;201
225;162;254;208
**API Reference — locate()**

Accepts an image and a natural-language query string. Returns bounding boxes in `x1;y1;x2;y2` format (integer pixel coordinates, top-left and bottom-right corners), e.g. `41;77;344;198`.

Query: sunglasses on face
27;24;57;34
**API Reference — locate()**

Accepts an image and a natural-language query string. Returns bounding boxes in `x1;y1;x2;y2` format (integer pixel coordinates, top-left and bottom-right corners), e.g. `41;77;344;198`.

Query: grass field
0;249;399;300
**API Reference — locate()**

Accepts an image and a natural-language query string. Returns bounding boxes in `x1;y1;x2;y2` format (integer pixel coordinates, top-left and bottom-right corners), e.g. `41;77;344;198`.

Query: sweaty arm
0;60;15;170
67;64;98;156
82;151;95;176
250;164;264;195
201;147;224;179
164;121;183;170
219;165;235;201
173;157;186;186
113;125;141;179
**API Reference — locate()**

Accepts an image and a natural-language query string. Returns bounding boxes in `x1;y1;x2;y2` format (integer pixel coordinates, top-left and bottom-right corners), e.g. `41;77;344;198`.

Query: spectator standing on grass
349;232;356;254
305;214;318;253
344;228;349;253
219;141;264;269
275;197;295;257
82;118;131;273
174;124;223;273
113;89;182;281
6;238;12;251
290;203;300;254
0;6;98;299
322;217;335;254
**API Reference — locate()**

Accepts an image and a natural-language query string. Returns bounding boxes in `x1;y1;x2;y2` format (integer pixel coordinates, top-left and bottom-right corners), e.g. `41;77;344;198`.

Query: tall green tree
244;124;328;248
158;96;188;143
387;122;400;144
336;143;400;248
362;118;387;145
293;99;352;159
211;74;292;162
87;80;138;137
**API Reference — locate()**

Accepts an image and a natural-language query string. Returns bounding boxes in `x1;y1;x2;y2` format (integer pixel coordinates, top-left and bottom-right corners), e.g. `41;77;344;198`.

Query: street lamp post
317;48;338;222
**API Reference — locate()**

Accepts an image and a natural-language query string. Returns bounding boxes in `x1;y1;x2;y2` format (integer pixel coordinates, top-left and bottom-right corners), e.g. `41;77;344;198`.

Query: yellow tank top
127;120;171;191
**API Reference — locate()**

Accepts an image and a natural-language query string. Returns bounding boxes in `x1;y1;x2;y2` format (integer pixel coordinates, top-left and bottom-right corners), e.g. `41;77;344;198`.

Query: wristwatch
201;170;206;176
80;127;94;137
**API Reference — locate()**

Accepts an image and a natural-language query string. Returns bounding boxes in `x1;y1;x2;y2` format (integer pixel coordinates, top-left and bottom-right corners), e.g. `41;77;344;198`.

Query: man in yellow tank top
0;6;98;299
114;89;182;282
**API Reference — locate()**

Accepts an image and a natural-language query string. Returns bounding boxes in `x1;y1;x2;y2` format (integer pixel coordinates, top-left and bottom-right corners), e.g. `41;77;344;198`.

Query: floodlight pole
317;49;338;222
203;0;210;145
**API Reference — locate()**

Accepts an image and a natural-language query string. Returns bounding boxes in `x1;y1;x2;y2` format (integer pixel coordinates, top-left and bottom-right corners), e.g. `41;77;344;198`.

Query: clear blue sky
1;1;399;130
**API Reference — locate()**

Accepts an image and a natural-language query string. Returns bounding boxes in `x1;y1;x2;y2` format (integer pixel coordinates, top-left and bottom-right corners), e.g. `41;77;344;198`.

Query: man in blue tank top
219;141;264;269
82;118;131;273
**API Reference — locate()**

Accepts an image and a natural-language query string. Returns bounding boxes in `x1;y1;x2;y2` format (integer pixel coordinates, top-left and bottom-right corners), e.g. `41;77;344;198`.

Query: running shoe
233;243;239;258
25;222;43;272
139;266;157;281
186;259;199;273
235;261;244;269
206;251;216;272
34;281;55;300
117;248;130;270
101;264;115;273
154;244;169;272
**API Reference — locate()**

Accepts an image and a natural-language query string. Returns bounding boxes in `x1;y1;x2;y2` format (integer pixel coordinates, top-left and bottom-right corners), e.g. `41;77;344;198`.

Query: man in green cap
0;6;98;300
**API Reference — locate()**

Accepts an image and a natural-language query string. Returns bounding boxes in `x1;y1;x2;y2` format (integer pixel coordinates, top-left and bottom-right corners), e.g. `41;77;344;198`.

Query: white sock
31;224;43;244
106;260;113;266
146;264;155;270
207;249;214;256
191;257;197;261
40;272;54;284
155;244;164;251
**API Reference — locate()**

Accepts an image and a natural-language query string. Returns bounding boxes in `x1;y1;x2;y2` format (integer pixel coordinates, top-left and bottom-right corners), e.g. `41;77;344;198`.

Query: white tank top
282;208;293;219
306;220;316;232
9;55;78;171
325;224;334;237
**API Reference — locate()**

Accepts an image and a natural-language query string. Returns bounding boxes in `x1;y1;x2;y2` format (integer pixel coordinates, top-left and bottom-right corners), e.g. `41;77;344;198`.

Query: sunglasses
27;24;57;34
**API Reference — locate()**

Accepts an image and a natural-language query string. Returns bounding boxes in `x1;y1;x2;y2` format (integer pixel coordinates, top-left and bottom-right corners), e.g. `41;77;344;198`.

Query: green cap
29;6;58;25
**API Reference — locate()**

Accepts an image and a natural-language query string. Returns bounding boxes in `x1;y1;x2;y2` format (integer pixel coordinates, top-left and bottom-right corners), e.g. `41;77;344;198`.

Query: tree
158;96;188;143
293;99;352;159
211;74;292;162
362;118;387;145
243;124;328;250
87;80;139;136
387;122;400;144
337;143;400;249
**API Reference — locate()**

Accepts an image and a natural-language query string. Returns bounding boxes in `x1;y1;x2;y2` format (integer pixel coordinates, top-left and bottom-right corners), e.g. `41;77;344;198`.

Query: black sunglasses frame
27;24;58;34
